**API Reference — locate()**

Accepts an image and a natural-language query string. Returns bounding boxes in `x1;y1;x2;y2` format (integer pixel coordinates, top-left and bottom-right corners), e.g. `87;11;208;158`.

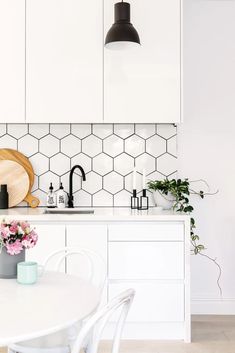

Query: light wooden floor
1;316;235;353
100;316;235;353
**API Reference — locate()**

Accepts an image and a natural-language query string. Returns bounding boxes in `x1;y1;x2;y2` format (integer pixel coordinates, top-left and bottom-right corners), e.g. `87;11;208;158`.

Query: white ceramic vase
153;191;175;210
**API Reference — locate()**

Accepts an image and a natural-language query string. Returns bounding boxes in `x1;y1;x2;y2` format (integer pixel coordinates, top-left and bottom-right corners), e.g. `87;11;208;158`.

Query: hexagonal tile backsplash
0;124;177;207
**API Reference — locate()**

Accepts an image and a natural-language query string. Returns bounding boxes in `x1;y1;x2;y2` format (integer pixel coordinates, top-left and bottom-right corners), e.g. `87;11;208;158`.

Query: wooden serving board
0;160;29;207
0;149;40;208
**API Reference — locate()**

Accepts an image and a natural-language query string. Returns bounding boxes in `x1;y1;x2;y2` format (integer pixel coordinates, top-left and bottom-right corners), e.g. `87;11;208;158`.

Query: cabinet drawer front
108;223;184;241
108;242;184;280
109;281;184;322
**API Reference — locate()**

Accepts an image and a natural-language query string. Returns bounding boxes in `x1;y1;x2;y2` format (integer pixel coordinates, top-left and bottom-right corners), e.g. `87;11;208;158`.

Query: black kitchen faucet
67;165;86;208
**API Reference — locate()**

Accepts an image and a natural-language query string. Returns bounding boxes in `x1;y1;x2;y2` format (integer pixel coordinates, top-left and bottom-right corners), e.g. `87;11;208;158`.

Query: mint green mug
17;261;43;285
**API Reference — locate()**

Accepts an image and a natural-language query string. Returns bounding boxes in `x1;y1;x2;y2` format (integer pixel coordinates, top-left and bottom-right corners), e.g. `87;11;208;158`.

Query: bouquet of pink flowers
0;220;38;255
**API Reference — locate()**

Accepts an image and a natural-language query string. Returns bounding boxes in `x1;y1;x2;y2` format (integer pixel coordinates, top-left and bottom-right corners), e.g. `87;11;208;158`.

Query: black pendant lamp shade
105;1;140;49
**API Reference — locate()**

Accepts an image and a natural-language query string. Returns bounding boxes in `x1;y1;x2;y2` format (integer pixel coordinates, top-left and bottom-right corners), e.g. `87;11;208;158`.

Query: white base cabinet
109;281;184;322
27;220;190;342
106;222;190;341
66;224;107;298
26;225;65;271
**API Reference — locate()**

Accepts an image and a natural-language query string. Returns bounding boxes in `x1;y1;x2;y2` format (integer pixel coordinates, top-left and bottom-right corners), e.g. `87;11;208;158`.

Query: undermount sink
44;208;94;215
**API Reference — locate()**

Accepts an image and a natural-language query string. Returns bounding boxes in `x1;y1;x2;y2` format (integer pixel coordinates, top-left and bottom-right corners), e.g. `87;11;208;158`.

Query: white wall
179;0;235;313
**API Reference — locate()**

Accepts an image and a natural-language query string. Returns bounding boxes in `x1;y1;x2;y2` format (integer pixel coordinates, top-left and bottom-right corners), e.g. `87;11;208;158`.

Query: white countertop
0;207;190;222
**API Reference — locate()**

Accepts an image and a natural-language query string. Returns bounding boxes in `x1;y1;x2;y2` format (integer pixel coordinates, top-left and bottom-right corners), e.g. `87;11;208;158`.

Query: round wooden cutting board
0;149;40;208
0;160;30;207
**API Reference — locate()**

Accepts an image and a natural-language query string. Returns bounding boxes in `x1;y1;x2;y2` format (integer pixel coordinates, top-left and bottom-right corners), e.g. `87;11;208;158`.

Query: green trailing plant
147;178;222;295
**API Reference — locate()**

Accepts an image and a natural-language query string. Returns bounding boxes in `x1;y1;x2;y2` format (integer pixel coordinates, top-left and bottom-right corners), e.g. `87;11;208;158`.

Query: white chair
9;289;135;353
42;247;106;294
8;247;106;353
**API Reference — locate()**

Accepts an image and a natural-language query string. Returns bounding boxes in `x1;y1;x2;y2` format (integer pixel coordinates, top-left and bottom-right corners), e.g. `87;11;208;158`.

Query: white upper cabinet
0;0;181;124
0;0;25;123
104;0;181;123
26;0;103;123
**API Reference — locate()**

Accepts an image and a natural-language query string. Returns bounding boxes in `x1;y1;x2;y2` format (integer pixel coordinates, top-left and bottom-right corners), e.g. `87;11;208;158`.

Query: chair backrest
71;289;135;353
42;247;106;293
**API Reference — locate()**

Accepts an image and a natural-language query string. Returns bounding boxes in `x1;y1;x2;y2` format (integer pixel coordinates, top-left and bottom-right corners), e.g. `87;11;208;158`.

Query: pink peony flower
22;237;33;249
0;225;10;239
21;238;33;249
1;220;38;254
6;240;23;255
21;230;38;249
9;221;18;234
20;221;30;233
30;230;38;244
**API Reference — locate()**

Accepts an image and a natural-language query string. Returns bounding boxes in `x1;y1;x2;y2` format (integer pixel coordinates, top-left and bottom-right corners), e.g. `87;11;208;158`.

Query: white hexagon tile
103;135;124;157
29;124;49;139
114;153;134;176
18;135;38;157
93;153;113;176
82;135;102;157
125;135;145;157
71;153;92;173
50;124;70;139
40;135;59;157
0;124;177;207
61;135;81;157
0;124;7;136
8;124;28;139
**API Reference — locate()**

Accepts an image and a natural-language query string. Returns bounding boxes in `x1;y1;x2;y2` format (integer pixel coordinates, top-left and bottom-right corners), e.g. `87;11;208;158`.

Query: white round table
0;272;100;346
